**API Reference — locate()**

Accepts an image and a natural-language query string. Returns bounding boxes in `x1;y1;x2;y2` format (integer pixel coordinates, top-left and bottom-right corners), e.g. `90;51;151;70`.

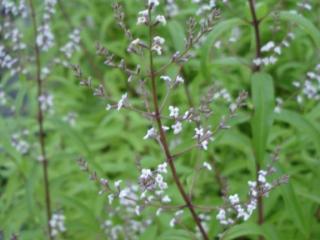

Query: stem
248;1;264;239
147;9;209;240
27;0;53;239
248;0;262;72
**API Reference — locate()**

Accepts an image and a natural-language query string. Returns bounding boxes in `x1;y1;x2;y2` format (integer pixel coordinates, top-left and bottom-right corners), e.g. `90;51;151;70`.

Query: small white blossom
49;213;66;237
38;94;53;112
229;194;240;205
137;10;148;25
140;169;153;179
203;162;212;171
274;46;281;55
169;106;179;118
258;170;267;183
162;195;171;203
148;0;159;7
175;75;184;84
160;75;172;82
156;15;166;25
144;127;156;140
261;41;275;52
194;127;204;138
157;162;167;174
117;93;127;111
114;180;122;188
172;121;182;134
108;194;114;204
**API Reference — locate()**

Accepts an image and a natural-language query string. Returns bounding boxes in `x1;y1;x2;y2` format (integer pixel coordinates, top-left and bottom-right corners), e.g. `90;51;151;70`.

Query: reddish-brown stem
27;0;53;239
248;1;264;239
248;0;262;71
147;8;209;240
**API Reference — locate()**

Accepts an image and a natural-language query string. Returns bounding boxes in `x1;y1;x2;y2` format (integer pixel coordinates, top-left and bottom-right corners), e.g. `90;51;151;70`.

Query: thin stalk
27;0;53;239
248;0;262;71
147;8;209;240
248;0;264;238
182;71;225;196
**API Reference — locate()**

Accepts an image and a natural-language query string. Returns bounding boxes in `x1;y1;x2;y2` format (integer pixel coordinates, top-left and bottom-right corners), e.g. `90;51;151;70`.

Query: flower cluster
60;29;81;59
36;0;57;51
49;213;66;237
216;151;288;226
253;30;295;67
38;93;54;112
293;64;320;104
11;130;30;155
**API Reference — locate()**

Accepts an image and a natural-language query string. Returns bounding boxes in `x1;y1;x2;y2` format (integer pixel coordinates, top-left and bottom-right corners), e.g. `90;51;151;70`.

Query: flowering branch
146;5;209;240
27;0;53;238
248;1;265;238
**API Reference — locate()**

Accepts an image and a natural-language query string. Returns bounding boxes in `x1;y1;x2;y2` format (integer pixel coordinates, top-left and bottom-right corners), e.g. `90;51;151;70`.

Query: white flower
169;218;176;227
158;181;168;190
160;75;172;82
162;195;171;203
261;41;275;52
155;174;163;184
203;162;212;171
176;75;184;84
194;127;204;138
253;58;262;66
172;121;182;134
117;93;127;111
144;127;156;140
106;104;112;110
152;36;165;55
135;206;141;216
216;209;227;224
269;56;277;64
169;106;179;118
156;15;166;25
153;36;165;45
148;0;159;7
156;208;162;216
229;194;240;205
229;103;237;112
129;38;140;48
214;41;221;49
38;94;53;112
140;169;153;179
157;162;167;174
137;16;147;25
258;170;267;183
37;24;54;51
49;213;66;236
137;10;148;25
114;180;122;188
274;46;281;55
108;194;114;204
201;140;209;150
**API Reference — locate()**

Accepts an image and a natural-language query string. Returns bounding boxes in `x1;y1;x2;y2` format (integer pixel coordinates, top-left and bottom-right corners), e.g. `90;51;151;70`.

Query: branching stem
147;8;209;240
27;0;53;239
248;1;264;239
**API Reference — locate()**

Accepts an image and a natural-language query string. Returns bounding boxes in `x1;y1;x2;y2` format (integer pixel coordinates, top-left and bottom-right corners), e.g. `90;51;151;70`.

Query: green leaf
281;182;308;237
158;229;194;240
168;20;186;52
200;18;244;79
251;72;275;165
274;109;320;155
279;11;320;49
221;222;275;240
